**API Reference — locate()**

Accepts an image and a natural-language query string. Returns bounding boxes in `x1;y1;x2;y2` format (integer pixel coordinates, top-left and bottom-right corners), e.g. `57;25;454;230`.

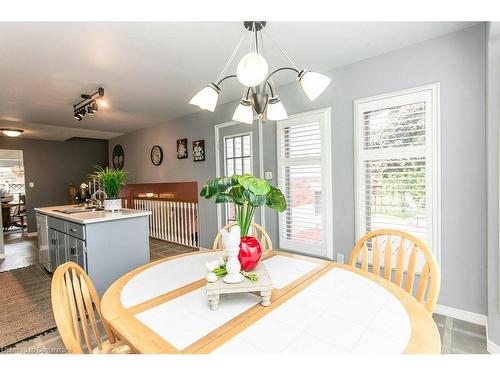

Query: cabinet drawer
67;222;85;240
48;216;66;232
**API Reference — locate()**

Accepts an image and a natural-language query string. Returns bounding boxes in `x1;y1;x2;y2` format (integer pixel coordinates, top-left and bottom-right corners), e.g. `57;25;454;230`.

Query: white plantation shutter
355;85;440;261
277;109;333;259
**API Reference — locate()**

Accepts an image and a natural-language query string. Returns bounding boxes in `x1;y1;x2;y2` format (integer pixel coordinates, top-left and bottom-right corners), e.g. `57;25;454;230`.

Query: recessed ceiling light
0;128;24;137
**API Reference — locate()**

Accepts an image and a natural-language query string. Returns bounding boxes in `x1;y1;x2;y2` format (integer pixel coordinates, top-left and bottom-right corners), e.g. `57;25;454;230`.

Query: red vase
238;236;262;271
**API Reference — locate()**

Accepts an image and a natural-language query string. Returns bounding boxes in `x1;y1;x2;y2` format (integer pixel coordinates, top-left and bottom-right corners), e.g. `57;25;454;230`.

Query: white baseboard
0;253;5;260
434;304;487;326
26;232;38;237
487;339;500;354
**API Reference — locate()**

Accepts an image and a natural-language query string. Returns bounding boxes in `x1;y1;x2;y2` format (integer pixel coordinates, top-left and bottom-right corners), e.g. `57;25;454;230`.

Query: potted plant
200;174;287;271
89;166;129;211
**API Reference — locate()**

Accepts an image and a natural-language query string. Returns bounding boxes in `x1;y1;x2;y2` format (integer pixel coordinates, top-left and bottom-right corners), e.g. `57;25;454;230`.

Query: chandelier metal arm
216;74;237;86
264;66;301;89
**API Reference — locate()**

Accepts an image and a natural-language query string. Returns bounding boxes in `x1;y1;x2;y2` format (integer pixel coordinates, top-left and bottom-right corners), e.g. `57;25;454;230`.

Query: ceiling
0;22;475;140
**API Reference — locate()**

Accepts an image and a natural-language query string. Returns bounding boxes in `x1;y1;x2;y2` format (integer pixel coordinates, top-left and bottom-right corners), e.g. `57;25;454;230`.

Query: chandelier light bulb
266;97;288;121
189;83;221;112
232;99;254;124
236;52;269;87
298;70;331;101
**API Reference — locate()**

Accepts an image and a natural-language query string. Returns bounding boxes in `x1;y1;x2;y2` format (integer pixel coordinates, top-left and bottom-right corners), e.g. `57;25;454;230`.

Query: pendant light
189;21;331;123
0;129;24;137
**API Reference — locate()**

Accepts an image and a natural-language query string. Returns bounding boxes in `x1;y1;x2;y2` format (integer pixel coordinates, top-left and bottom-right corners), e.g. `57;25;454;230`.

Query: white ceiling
0;22;475;140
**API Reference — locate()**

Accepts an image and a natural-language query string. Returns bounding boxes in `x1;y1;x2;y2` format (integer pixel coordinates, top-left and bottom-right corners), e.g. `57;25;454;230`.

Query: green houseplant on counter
200;174;287;271
89;166;129;211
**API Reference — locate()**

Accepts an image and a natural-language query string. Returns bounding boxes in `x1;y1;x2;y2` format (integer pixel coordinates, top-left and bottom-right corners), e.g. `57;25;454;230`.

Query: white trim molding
353;83;441;266
487;337;500;354
434;304;487;326
276;107;333;260
214;117;264;231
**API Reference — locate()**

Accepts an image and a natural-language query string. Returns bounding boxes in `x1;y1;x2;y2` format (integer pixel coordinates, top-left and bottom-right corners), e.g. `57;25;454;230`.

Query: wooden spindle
372;237;380;276
405;245;418;294
416;263;430;302
394;238;405;287
361;242;368;271
384;235;392;280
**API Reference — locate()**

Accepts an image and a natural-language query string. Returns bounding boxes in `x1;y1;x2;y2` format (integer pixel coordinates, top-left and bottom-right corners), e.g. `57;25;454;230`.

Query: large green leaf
243;189;267;207
237;174;270;195
200;176;235;199
266;186;287;212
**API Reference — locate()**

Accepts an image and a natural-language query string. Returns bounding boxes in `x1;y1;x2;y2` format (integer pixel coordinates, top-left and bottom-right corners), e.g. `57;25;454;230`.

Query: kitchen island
35;205;151;296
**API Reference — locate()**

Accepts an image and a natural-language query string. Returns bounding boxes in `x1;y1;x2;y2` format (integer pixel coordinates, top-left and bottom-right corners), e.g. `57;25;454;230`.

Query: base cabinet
48;217;86;273
67;235;86;269
42;214;150;296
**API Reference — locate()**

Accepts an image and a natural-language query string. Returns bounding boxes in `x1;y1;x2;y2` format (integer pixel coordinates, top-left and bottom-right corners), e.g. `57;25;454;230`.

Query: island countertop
35;205;151;224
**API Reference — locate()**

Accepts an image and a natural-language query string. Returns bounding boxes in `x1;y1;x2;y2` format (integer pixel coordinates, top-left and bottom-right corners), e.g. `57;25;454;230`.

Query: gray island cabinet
35;205;151;296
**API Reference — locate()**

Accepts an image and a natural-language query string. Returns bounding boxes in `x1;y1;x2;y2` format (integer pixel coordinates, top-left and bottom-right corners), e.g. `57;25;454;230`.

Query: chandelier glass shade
189;21;331;123
232;98;253;124
189;83;220;112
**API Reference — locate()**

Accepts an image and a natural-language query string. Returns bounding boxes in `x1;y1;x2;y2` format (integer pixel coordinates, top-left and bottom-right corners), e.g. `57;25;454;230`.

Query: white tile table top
213;268;412;354
121;252;320;308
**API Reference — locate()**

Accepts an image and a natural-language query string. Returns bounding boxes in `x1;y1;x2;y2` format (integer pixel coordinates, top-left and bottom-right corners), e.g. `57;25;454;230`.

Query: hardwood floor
0;232;38;272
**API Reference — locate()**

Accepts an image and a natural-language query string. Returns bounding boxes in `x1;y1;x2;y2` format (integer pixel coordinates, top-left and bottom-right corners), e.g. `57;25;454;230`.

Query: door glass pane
226;138;234;158
281;164;322;245
234;137;242;157
243;135;251;156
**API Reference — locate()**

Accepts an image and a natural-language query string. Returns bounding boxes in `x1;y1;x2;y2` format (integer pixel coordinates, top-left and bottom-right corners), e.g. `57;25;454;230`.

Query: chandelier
189;21;331;124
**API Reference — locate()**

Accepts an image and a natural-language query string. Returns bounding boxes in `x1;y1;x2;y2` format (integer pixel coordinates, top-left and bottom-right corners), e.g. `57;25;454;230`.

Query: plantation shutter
277;109;333;259
355;87;438;254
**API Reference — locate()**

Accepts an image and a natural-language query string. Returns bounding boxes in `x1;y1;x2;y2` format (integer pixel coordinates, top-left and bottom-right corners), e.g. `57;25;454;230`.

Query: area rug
0;265;56;350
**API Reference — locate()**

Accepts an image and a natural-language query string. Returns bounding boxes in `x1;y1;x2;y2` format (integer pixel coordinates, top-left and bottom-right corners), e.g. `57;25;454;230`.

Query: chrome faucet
87;189;107;209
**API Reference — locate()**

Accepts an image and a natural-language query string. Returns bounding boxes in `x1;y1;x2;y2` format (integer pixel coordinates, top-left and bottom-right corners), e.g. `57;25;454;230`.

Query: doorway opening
0;149;27;234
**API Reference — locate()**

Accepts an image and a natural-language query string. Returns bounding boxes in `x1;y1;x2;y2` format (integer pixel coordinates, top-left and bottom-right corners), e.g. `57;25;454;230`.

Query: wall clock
112;144;124;169
150;145;163;166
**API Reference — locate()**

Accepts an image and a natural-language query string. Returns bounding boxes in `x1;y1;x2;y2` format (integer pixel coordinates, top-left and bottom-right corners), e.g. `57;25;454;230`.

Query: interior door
218;122;261;227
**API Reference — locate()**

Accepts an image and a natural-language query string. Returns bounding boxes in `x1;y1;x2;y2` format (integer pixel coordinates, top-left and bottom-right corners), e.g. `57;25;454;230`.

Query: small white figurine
220;225;244;284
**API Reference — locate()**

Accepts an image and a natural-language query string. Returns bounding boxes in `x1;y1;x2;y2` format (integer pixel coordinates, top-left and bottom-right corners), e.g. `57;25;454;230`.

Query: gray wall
487;25;500;349
109;24;487;315
0;137;109;232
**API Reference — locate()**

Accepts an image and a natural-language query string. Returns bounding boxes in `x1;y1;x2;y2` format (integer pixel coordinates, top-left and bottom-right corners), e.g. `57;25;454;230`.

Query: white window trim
353;83;441;266
214;118;264;231
277;107;334;260
222;131;253;223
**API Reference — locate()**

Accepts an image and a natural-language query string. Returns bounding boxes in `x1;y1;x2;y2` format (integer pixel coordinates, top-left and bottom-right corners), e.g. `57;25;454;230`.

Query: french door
217;121;262;227
277;109;333;259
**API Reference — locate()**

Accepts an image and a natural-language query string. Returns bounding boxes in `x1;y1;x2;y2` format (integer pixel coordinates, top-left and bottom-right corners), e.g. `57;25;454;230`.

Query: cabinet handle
70;228;77;232
70;246;79;257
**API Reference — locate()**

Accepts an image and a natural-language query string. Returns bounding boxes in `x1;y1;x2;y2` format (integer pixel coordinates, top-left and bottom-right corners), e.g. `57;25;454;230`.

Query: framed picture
192;140;205;162
176;138;188;159
112;144;124;169
150;145;163;166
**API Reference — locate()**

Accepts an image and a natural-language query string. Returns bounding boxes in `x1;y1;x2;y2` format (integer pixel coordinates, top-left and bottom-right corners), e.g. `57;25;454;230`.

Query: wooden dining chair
349;229;440;313
212;222;272;252
51;262;131;354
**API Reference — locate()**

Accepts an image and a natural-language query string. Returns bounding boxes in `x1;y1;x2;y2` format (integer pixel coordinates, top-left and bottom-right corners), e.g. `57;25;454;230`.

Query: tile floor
0;235;490;354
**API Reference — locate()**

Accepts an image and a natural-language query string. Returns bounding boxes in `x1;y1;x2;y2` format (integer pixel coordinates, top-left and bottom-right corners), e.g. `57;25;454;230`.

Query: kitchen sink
53;206;104;214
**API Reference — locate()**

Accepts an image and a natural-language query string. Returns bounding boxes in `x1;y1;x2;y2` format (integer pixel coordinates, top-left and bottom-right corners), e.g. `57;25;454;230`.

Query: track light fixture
73;87;105;121
189;21;331;123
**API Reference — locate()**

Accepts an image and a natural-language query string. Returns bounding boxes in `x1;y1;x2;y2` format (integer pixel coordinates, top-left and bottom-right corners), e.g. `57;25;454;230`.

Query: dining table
100;250;441;354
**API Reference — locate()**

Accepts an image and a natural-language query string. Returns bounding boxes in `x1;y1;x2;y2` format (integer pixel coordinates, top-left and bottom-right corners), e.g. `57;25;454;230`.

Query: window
224;133;252;176
223;133;252;221
354;84;440;260
277;109;333;259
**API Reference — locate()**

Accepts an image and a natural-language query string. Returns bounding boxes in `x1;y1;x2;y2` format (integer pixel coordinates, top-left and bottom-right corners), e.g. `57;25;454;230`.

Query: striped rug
0;265;56;350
